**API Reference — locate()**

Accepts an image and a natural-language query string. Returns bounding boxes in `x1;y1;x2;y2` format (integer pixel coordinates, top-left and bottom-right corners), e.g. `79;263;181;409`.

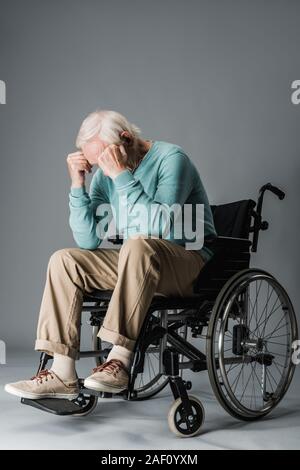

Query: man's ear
119;131;132;145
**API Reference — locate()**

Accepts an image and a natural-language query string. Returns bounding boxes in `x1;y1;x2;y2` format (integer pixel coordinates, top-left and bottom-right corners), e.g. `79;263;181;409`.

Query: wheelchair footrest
81;387;127;399
21;397;84;416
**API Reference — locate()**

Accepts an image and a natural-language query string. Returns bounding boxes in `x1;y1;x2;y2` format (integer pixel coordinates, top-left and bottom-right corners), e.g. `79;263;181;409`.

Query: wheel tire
168;395;205;437
207;268;298;421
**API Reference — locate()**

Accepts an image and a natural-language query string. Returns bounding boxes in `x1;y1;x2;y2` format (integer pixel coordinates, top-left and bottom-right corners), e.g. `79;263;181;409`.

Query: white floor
1;351;300;450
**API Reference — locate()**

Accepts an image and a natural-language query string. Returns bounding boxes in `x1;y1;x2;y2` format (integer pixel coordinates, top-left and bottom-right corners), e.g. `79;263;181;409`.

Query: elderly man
5;110;216;399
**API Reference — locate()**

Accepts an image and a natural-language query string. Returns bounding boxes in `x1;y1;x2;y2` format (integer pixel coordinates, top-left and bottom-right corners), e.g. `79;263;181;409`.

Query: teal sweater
69;140;217;261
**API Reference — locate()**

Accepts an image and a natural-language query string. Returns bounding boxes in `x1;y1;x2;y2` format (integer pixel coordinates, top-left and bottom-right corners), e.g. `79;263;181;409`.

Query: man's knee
48;248;81;271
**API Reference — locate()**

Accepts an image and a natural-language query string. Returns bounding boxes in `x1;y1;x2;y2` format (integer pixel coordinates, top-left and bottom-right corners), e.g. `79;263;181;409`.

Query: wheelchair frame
21;183;298;437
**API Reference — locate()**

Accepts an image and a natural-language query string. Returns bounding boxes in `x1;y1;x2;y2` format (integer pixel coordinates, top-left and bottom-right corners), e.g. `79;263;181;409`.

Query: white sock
107;345;133;370
51;353;77;382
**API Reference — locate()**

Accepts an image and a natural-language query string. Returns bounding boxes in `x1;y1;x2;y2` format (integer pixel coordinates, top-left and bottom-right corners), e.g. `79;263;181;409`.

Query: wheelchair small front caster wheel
168;395;205;437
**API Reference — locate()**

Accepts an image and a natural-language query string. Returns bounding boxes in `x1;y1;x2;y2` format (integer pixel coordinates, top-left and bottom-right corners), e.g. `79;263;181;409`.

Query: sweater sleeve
69;172;112;249
113;151;194;239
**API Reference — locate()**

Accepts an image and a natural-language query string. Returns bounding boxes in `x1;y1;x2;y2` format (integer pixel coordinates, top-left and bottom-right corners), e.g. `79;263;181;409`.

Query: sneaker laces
92;359;127;378
31;369;55;384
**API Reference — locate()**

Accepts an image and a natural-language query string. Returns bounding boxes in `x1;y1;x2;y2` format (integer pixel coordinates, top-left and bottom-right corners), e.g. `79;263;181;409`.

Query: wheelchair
22;183;298;437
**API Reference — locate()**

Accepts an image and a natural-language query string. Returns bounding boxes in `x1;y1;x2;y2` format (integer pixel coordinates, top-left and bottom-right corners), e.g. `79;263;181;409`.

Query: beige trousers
35;237;205;359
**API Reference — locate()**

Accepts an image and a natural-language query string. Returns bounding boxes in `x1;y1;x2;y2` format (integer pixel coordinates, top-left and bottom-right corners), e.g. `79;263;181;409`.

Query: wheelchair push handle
260;183;285;200
251;182;286;252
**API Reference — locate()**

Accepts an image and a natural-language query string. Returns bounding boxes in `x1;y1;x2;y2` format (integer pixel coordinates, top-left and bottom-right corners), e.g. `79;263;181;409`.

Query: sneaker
84;359;129;393
4;369;79;400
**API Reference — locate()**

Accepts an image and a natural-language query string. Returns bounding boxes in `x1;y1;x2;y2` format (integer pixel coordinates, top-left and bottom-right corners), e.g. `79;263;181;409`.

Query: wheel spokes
214;275;295;416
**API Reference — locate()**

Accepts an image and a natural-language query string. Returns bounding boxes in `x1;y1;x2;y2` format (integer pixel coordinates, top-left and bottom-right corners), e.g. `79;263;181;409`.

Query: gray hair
76;109;142;148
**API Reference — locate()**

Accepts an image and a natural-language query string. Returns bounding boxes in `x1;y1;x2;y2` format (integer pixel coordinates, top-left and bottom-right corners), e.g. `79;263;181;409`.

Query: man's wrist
70;185;86;197
71;181;85;189
111;168;128;180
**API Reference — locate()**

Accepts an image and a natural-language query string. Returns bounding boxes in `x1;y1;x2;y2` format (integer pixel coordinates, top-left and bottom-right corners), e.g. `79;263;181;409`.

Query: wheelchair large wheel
132;344;169;400
131;311;187;400
207;268;298;421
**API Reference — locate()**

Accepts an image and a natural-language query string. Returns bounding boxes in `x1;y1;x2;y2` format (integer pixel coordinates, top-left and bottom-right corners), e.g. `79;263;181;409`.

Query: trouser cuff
35;339;79;360
98;326;136;352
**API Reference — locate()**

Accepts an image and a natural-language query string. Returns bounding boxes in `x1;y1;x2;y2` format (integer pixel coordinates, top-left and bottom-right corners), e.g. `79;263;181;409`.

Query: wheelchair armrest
107;236;124;245
206;236;252;252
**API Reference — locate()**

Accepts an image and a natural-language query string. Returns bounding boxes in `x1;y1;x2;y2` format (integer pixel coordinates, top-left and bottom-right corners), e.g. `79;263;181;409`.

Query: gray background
1;0;300;450
0;0;299;373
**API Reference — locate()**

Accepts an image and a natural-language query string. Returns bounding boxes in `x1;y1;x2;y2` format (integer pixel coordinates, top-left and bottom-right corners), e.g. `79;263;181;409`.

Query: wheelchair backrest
210;199;256;239
194;199;256;296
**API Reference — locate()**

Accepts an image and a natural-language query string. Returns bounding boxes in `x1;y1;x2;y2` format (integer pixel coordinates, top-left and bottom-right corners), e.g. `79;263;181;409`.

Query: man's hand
67;151;92;188
97;144;127;179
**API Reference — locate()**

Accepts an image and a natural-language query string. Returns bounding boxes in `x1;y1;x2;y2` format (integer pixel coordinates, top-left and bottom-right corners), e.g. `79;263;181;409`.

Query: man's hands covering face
97;144;127;179
67;151;92;188
67;143;128;189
